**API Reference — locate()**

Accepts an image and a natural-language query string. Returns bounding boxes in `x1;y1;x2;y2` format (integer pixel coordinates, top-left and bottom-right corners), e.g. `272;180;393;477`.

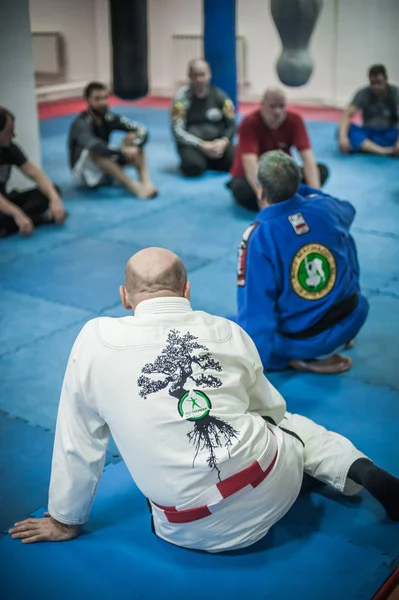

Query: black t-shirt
0;143;28;196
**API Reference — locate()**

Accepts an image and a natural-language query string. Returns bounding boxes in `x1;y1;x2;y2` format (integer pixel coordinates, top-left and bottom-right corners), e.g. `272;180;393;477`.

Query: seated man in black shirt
68;82;157;199
0;107;66;238
171;59;236;177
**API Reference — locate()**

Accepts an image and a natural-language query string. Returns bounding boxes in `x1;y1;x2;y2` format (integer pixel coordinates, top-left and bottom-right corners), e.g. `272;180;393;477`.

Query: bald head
261;87;287;128
122;247;188;308
188;58;211;98
188;58;210;77
262;87;286;103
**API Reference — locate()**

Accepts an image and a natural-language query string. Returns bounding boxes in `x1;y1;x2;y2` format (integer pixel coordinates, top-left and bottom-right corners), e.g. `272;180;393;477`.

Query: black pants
228;163;330;212
0;187;51;237
178;143;235;177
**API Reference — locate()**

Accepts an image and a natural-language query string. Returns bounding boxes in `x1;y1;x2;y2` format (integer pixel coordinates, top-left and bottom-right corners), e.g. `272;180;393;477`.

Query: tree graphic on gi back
138;329;239;478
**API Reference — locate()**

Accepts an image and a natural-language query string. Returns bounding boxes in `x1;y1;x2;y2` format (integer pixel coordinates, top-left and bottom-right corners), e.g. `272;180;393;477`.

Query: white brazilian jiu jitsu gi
48;297;366;552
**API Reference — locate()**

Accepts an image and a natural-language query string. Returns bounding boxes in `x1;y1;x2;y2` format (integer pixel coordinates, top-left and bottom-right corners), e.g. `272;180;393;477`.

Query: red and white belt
152;428;278;524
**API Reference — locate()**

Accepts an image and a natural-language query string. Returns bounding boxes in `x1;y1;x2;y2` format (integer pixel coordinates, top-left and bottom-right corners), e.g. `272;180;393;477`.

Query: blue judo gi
236;185;369;371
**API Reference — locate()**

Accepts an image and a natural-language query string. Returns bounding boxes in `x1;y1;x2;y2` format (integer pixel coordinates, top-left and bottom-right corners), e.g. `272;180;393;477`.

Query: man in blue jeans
236;150;369;375
338;64;399;156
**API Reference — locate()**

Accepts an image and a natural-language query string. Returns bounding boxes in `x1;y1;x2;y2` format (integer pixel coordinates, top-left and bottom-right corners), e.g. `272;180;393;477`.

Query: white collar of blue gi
134;297;193;316
256;193;306;221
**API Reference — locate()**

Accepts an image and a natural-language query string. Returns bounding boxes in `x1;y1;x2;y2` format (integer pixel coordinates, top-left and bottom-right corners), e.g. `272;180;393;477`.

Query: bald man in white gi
10;248;399;551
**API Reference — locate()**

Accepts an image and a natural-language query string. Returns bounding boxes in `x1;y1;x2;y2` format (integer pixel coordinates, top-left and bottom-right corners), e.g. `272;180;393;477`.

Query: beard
91;106;107;118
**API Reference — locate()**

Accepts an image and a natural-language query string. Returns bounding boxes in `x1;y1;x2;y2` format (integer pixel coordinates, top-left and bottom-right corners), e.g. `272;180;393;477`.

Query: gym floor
0;98;398;599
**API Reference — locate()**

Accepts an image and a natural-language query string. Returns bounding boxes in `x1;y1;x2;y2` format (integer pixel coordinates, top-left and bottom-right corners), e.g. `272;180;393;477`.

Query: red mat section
37;94;344;122
373;568;399;600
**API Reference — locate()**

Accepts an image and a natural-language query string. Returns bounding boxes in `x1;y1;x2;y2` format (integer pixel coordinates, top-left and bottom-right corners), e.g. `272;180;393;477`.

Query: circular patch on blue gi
291;243;336;300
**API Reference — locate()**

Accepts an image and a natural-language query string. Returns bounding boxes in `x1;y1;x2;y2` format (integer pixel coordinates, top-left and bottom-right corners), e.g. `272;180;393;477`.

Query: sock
348;458;399;521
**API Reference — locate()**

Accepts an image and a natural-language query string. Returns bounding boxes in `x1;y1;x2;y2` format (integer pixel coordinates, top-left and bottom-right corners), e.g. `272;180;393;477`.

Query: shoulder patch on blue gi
237;223;259;287
290;243;337;300
288;212;310;235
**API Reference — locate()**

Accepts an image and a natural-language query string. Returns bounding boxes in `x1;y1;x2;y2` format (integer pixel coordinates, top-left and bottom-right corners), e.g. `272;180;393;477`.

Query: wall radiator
31;32;65;77
171;34;248;90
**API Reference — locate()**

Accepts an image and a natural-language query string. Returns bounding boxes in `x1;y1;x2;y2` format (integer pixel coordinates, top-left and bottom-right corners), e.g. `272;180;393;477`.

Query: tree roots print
138;330;222;400
187;415;239;480
137;329;239;476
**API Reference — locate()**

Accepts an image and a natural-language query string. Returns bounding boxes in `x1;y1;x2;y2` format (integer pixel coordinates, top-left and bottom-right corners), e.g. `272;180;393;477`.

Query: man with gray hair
10;247;399;550
237;150;368;374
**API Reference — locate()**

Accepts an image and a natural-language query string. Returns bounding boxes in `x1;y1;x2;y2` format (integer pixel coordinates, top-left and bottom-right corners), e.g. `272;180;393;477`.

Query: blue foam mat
267;374;399;444
0;412;119;533
384;278;399;297
284;480;399;560
0;237;213;312
1;107;399;598
189;254;238;317
0;320;87;429
354;232;399;292
344;292;399;390
0;289;94;357
1;460;392;600
96;187;252;260
0;238;140;311
0;412;53;534
0;191;188;266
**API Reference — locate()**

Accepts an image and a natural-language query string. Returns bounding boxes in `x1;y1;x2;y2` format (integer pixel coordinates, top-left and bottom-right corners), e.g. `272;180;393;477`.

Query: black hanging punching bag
109;0;149;100
270;0;323;87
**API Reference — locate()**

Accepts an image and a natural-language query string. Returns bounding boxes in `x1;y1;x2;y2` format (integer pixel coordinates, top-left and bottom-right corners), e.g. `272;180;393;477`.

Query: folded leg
227;176;259;211
280;412;366;495
348;124;394;155
280;413;399;520
207;143;235;172
177;146;208;177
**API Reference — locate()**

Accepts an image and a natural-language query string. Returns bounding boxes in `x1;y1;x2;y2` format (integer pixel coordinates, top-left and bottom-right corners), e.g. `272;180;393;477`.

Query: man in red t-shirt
227;88;329;211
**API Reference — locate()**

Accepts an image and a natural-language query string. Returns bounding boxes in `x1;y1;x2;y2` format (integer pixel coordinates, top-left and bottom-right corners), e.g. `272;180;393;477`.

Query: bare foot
345;338;355;350
136;183;159;199
289;353;352;374
380;146;395;156
144;184;159;199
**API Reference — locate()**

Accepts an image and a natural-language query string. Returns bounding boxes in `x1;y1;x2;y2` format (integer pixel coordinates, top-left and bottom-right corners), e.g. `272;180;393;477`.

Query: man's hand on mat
49;197;67;225
9;512;81;544
14;211;34;236
338;136;351;154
